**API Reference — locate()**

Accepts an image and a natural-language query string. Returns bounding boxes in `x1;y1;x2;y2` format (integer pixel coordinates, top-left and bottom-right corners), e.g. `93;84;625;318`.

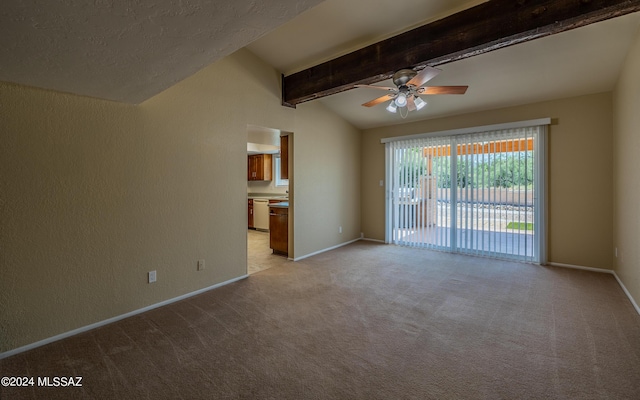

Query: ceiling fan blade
362;94;395;107
355;84;397;92
407;66;441;87
407;96;417;111
419;86;468;95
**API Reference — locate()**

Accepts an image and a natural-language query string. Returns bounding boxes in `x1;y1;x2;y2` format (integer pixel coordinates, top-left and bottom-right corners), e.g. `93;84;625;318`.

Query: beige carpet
2;241;639;399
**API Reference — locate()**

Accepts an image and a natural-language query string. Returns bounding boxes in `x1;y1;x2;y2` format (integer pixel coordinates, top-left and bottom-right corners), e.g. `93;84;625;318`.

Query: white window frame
274;155;289;187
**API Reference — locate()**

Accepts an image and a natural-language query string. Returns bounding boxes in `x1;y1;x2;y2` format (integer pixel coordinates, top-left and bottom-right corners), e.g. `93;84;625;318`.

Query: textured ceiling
0;0;323;104
2;0;639;129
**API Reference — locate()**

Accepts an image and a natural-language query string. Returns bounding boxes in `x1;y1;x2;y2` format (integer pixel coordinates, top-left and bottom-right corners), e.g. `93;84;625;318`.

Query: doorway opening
384;120;547;263
247;125;292;274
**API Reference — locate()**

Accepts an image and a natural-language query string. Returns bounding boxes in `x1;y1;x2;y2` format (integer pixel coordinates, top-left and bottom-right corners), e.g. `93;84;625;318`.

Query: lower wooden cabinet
269;206;288;256
248;199;254;228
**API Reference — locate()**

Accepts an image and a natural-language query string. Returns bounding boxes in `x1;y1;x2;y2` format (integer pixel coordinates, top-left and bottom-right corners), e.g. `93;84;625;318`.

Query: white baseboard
293;237;362;261
0;275;248;360
5;258;638;360
548;262;640;316
547;262;614;274
612;271;640;315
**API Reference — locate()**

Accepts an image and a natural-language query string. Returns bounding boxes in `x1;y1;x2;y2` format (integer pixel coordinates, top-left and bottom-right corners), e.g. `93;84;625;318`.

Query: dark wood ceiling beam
282;0;640;107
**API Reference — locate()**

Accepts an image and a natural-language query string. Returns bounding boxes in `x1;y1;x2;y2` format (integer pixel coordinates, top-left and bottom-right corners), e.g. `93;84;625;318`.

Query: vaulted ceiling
0;0;323;104
2;0;639;129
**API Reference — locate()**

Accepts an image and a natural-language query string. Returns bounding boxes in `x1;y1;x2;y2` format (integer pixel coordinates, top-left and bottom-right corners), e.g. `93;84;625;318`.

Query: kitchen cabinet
248;199;254;228
269;206;288;256
280;135;288;180
248;154;272;181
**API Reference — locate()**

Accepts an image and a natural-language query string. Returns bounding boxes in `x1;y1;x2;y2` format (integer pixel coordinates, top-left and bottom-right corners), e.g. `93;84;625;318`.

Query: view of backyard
390;133;539;261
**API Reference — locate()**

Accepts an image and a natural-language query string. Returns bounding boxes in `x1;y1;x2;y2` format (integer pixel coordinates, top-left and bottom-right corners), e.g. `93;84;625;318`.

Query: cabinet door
256;154;272;181
248;200;254;228
269;207;288;256
247;154;272;181
248;155;256;180
261;154;273;181
280;135;288;180
254;155;264;180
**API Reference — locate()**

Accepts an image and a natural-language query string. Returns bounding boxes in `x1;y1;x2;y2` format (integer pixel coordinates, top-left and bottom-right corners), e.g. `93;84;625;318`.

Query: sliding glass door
385;122;546;263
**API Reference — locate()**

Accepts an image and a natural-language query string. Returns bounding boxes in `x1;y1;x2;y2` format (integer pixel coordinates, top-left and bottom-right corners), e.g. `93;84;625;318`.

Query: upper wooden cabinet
248;154;272;181
280;135;288;180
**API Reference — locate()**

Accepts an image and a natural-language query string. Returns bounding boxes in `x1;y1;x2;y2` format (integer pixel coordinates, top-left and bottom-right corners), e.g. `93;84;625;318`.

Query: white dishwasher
253;199;270;231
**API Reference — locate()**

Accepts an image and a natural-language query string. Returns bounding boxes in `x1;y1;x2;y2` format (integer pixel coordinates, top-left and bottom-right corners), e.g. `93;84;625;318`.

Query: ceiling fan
355;66;468;116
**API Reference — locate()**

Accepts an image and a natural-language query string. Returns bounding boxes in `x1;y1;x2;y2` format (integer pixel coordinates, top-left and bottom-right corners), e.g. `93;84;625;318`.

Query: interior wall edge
613;271;640;316
612;14;640;318
547;262;639;316
292;237;362;261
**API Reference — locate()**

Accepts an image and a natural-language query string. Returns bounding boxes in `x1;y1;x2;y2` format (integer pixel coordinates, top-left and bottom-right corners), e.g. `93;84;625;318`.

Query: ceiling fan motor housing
392;69;418;87
357;66;467;110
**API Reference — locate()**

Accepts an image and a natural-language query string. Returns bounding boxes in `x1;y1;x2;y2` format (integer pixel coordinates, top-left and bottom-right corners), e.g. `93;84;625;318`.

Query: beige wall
361;93;614;269
293;101;362;257
247;179;289;195
0;48;361;353
613;26;640;304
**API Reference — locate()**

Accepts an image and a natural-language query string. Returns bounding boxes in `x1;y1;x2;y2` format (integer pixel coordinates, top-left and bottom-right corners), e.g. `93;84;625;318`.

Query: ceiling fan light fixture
356;67;467;116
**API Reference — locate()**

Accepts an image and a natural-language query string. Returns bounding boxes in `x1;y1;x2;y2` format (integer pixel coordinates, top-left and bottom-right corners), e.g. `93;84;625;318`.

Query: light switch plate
198;259;205;271
148;270;157;283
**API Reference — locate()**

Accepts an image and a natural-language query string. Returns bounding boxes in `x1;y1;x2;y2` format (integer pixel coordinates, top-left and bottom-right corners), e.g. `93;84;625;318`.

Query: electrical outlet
148;270;157;283
339;226;343;234
197;259;205;271
379;180;384;187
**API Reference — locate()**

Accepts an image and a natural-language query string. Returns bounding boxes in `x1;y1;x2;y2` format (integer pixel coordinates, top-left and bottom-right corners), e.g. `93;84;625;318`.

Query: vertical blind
385;124;546;263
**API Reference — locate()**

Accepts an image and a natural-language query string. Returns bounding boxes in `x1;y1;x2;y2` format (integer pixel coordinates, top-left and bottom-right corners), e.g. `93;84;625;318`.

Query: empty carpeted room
2;1;640;399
